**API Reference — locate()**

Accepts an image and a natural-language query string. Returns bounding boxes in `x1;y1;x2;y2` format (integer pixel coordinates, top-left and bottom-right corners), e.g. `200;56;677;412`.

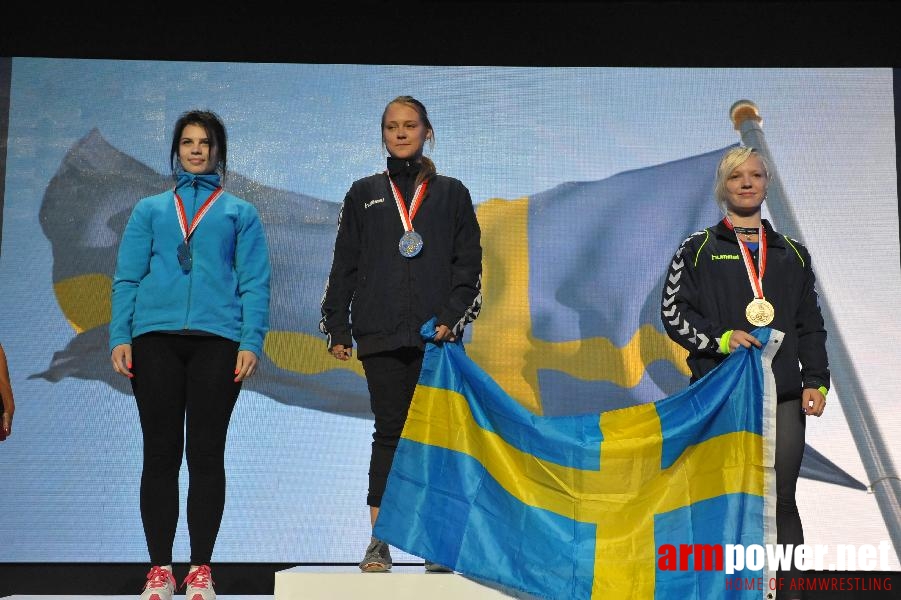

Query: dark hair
169;109;228;181
381;96;436;187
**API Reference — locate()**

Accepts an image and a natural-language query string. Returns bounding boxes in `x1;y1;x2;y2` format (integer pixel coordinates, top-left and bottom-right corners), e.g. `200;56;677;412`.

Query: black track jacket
320;160;482;358
661;218;830;401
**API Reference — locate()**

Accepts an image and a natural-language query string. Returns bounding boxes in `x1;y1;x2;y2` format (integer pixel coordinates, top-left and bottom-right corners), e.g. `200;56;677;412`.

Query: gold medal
725;219;774;328
746;298;775;327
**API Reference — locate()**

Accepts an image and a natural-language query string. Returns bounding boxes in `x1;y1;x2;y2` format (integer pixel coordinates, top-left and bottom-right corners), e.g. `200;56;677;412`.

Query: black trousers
775;398;807;596
131;332;241;566
360;347;424;507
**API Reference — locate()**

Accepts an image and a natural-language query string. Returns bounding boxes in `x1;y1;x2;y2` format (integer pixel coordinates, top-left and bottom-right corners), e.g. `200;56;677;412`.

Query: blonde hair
713;146;771;212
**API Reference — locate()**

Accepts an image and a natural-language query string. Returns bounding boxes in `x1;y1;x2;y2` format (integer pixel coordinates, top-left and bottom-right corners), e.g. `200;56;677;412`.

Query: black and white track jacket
661;218;830;401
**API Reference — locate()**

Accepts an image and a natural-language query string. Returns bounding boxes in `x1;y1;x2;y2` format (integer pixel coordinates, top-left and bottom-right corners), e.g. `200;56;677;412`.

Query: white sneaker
140;566;175;600
183;564;216;600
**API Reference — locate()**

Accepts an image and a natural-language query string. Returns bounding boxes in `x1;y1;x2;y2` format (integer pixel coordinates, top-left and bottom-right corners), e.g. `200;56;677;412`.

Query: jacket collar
713;218;786;248
175;171;222;192
386;156;422;178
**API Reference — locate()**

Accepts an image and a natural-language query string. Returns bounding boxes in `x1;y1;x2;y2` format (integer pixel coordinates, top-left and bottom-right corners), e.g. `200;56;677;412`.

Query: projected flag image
0;61;897;571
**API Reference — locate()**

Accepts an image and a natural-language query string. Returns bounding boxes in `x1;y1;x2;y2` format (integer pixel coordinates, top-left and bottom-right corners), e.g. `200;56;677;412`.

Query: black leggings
131;332;241;566
360;347;424;507
775;398;807;594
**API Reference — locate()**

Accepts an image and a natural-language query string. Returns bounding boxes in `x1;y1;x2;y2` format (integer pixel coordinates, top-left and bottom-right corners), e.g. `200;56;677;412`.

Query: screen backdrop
1;59;898;569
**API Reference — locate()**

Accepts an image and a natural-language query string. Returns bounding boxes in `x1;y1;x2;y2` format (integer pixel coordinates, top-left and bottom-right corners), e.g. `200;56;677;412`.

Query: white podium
274;565;538;599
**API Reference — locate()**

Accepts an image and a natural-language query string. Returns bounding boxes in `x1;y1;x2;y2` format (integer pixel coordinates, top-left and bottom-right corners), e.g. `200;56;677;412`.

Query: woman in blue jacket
110;110;271;600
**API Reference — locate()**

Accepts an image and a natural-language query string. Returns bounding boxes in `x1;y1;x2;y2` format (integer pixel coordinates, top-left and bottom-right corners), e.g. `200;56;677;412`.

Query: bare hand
729;330;762;352
433;324;456;343
802;387;826;417
234;350;258;382
111;343;133;378
330;344;352;361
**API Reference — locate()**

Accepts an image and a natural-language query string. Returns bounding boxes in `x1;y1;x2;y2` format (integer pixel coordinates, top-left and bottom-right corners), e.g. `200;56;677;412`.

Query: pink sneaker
182;564;216;600
140;566;175;600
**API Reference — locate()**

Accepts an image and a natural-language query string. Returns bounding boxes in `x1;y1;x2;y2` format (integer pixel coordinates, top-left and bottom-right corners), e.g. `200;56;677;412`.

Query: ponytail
417;155;436;187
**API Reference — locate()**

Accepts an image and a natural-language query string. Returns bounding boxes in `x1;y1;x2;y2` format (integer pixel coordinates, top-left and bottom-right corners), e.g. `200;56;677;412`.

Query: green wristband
719;330;734;355
818;386;828;397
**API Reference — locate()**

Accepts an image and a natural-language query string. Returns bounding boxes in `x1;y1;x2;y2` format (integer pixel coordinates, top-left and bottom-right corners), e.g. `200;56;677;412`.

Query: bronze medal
173;186;224;274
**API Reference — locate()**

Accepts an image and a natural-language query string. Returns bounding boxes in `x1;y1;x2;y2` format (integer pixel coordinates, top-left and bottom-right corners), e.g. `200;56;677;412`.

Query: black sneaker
424;561;452;573
359;537;392;572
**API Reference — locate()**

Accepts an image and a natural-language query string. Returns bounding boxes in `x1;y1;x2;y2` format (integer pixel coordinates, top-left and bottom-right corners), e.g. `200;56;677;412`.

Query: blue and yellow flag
467;147;731;417
374;319;780;599
33;132;727;419
36;133;859;492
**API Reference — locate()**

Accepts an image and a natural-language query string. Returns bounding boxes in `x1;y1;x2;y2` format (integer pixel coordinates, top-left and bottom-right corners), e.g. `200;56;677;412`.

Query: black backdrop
1;2;900;67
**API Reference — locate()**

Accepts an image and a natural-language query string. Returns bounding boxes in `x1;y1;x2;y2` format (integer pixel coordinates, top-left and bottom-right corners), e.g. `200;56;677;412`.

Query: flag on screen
468;146;731;416
34;132;731;419
33;128;373;415
34;133;863;489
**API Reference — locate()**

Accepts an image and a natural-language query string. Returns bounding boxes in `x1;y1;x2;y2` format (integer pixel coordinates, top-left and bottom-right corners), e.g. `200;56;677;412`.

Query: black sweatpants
131;332;241;566
360;346;424;507
775;398;807;596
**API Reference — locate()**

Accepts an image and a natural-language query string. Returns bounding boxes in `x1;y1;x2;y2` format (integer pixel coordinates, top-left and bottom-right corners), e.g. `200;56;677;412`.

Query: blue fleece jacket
109;173;271;357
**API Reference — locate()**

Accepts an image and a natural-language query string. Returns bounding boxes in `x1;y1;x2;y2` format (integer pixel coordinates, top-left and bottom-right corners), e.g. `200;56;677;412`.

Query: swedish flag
375;319;780;599
36;130;730;420
467;147;732;416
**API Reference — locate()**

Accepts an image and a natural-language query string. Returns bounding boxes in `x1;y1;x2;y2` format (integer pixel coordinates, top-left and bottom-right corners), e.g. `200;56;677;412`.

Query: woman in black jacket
320;96;483;573
661;145;829;597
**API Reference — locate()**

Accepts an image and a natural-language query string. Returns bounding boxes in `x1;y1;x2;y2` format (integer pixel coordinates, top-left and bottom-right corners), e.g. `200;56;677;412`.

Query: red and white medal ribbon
386;173;428;233
174;186;224;243
723;217;767;300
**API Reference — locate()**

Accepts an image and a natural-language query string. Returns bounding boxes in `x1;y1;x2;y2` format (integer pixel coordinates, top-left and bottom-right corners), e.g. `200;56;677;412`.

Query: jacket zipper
183;181;196;329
